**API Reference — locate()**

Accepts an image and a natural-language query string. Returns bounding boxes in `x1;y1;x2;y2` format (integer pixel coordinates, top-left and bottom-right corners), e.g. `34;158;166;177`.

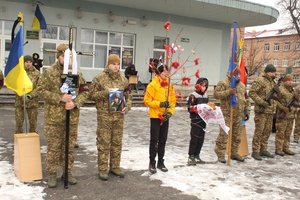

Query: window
0;20;13;69
264;43;269;52
41;25;77;66
273;43;280;51
153;36;169;62
273;58;278;67
296;42;300;51
294;74;300;82
295;59;300;67
282;58;288;67
80;29;135;69
284;42;290;51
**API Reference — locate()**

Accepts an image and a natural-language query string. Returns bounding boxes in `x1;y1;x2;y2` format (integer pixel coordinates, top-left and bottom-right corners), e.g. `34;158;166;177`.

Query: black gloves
163;112;172;121
160;101;170;108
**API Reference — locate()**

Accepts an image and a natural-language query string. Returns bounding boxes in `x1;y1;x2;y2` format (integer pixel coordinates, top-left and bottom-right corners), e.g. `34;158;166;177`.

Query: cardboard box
129;75;138;84
226;126;249;157
238;126;249;157
14;133;43;182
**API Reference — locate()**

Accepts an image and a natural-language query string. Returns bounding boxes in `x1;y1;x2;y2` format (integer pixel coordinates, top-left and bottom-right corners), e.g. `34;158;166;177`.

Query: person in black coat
124;64;137;80
187;77;210;165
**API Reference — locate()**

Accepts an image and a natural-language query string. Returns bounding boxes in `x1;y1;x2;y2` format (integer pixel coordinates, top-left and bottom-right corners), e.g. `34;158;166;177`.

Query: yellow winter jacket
144;75;176;118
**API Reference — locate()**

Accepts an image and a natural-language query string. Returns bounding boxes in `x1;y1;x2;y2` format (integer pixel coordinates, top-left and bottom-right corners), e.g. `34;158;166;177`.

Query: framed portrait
108;88;126;112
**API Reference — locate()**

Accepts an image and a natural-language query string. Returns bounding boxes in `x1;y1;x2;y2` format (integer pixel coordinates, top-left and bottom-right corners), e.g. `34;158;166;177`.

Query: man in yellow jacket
144;64;176;174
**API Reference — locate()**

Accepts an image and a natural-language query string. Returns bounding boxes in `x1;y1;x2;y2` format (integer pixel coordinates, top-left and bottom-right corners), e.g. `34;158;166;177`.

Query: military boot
68;173;77;185
149;160;157;174
99;171;109;181
48;172;57;188
187;155;196;166
194;155;205;164
157;159;168;172
283;149;295;155
251;152;262;161
61;173;77;185
275;150;285;156
294;140;299;143
231;154;245;162
110;168;125;178
260;150;274;158
217;157;226;163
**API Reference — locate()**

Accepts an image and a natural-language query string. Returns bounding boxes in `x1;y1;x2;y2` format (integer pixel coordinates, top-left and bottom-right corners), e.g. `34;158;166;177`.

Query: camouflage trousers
96;113;124;172
275;118;294;151
252;112;273;153
44;124;78;174
215;111;242;158
15;106;38;133
293;112;300;141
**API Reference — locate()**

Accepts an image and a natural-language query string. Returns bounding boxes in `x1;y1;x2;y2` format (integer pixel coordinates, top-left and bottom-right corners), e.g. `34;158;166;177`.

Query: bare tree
277;0;300;36
244;32;271;76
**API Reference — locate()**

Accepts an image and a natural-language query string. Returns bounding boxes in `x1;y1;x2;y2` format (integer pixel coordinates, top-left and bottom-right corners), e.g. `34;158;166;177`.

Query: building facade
244;30;300;82
0;0;278;85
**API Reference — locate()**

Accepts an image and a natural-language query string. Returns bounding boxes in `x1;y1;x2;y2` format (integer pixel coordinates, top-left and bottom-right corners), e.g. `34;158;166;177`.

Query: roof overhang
82;0;279;27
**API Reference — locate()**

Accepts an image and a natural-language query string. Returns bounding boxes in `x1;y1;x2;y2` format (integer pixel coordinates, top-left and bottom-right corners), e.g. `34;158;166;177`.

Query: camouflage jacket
0;69;3;89
15;67;40;108
90;68;132;115
214;78;248;115
249;73;277;114
37;61;89;125
276;84;296;119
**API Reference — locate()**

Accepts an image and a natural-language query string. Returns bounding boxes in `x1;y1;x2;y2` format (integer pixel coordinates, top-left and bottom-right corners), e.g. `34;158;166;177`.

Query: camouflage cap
24;55;33;62
56;43;68;58
264;64;276;73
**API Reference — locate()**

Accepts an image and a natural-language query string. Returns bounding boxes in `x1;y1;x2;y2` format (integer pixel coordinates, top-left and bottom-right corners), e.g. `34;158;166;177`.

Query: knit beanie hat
282;74;293;82
264;64;276;73
24;55;33;62
56;43;68;58
107;54;120;66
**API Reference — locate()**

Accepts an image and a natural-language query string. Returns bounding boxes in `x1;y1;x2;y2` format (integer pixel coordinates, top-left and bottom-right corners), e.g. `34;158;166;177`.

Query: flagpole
23;88;29;134
227;108;233;166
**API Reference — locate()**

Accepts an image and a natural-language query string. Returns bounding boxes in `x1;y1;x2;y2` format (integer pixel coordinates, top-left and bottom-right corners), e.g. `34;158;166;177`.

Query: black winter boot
149;160;157;174
157;159;168;172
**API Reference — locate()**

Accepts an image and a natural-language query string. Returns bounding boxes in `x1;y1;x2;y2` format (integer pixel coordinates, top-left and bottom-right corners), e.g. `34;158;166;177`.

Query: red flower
164;44;171;59
158;113;165;124
194;58;200;65
171;61;180;69
195;69;200;78
181;76;191;86
160;80;168;87
164;20;171;30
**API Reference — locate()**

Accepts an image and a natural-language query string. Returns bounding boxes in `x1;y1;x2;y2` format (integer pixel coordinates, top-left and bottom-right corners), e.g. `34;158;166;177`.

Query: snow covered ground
1;107;300;199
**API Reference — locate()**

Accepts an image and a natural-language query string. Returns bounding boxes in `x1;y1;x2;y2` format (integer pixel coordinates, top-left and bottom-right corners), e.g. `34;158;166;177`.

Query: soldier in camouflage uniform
293;85;300;143
15;55;40;133
214;72;249;163
0;69;3;89
249;64;277;160
90;54;132;181
37;44;89;188
275;74;297;156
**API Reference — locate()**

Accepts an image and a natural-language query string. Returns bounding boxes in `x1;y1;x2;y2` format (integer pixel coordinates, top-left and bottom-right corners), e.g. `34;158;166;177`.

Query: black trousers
149;118;169;162
188;119;206;156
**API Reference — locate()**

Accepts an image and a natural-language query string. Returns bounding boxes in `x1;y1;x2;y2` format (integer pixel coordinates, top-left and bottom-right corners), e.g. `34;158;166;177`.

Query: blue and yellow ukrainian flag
32;4;47;30
4;24;33;96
